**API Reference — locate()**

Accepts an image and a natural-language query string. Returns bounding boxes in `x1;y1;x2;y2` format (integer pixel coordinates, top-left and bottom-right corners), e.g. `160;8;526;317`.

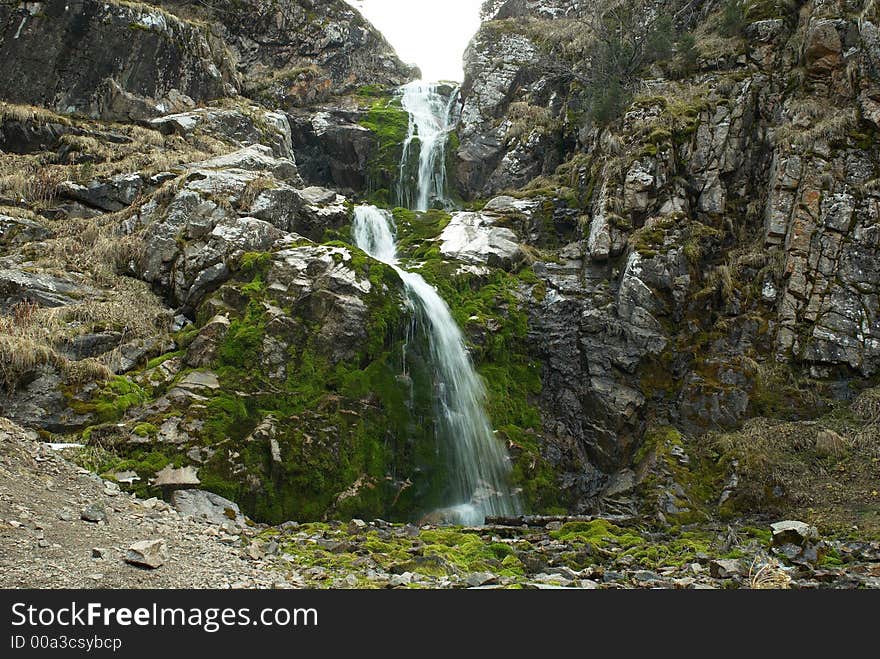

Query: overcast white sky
345;0;484;81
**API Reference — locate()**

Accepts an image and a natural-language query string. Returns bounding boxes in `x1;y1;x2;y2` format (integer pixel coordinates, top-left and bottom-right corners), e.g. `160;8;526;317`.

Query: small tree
720;0;748;37
674;32;699;78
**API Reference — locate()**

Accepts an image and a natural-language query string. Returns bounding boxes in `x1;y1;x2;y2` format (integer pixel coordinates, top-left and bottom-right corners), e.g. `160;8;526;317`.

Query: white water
352;205;521;524
398;81;459;211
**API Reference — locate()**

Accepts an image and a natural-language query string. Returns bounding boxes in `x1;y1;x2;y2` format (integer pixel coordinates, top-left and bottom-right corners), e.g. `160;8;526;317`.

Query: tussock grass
0;102;71;126
852;387;880;423
748;556;791;589
0;301;111;390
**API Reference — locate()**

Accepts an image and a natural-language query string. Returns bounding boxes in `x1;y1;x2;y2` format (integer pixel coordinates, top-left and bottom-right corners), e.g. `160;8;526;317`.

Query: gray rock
171;489;247;528
439;211;524;269
771;521;819;547
0;0;233;121
58;173;144;212
466;572;498;587
709;559;743;579
0;214;50;246
80;504;106;523
151;465;200;488
185;316;231;368
188;145;302;186
125;539;168;569
178;371;221;392
0;269;95;309
150;106;294;159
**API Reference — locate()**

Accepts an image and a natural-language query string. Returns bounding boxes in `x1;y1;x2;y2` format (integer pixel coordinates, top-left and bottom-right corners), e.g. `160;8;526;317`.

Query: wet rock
125;539;168;569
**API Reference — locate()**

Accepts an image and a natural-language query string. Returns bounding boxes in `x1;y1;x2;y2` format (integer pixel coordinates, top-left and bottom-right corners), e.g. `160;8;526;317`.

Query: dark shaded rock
287;108;376;193
0;0;235;120
58;174;144;212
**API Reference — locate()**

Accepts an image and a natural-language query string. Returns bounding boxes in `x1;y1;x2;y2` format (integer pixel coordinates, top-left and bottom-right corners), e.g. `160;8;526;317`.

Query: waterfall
352;205;521;525
397;81;459;211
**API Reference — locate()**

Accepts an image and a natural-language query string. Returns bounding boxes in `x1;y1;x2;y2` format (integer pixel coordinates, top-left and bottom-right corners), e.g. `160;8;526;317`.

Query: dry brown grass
852;387;880;423
775;107;858;149
748;556;791;589
504;102;557;142
0;102;71;126
0;102;227;186
237;176;276;211
0;301;112;391
0;163;66;206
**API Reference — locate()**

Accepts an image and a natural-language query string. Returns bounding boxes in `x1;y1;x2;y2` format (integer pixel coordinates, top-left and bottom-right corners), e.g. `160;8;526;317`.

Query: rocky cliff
443;0;880;522
1;0;879;536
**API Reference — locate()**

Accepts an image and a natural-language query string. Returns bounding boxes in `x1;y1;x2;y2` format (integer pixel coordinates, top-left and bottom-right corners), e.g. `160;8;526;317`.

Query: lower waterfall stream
352;205;521;525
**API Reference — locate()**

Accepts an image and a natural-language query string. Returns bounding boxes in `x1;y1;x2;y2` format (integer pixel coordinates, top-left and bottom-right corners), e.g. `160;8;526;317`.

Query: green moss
359;96;410;197
145;351;183;370
240;251;273;275
217;301;267;368
132;422;158;438
550;519;644;549
70;376;147;424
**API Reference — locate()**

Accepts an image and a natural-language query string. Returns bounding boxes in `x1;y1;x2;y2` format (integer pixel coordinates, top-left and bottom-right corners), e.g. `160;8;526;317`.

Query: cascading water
352;205;521;525
397;81;459;211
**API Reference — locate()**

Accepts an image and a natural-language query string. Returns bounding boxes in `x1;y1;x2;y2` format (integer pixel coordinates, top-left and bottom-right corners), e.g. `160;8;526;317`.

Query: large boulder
439;211;525;269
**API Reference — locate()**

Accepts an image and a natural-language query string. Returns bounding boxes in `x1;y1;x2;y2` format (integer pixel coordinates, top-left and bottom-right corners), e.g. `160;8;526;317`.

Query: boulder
771;521;819;547
125;539;168;569
0;214;50;247
151;465;200;488
0;268;96;309
439;212;525;269
709;558;743;579
171;489;247;528
80;504;107;523
58;174;144;212
188;145;302;186
150;106;294;159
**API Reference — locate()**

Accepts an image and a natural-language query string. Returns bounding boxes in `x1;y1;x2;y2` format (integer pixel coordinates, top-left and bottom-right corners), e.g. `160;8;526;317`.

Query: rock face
0;0;236;120
130;144;350;309
287;108;377;193
155;0;417;104
444;0;880;510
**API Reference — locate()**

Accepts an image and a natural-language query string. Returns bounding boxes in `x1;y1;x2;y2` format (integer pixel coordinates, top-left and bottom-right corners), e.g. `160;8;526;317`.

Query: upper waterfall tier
397;81;460;212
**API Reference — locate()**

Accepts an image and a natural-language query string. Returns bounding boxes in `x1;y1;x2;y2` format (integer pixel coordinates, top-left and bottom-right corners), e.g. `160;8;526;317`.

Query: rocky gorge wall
0;0;878;531
444;0;880;518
